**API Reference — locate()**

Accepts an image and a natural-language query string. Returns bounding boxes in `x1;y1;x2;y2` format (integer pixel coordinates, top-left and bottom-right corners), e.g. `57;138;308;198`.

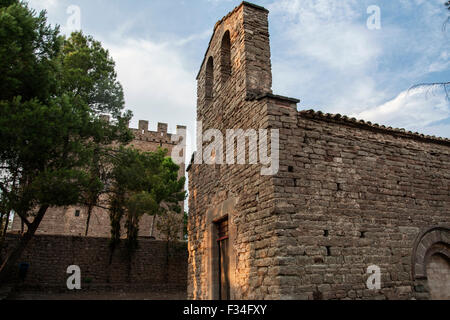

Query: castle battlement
130;120;186;145
12;116;187;240
99;115;186;145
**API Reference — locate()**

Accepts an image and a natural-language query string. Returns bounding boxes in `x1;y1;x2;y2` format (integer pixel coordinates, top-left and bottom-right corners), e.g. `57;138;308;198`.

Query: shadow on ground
7;290;187;300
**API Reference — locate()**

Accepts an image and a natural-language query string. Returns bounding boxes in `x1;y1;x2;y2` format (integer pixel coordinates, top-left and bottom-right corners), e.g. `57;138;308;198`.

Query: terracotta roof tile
299;109;450;145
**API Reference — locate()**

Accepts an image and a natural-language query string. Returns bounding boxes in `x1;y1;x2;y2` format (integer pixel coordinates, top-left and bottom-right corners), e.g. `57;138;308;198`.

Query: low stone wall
1;234;187;292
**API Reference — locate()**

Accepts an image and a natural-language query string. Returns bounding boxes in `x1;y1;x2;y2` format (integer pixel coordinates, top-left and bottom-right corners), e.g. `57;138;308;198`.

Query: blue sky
28;0;450;145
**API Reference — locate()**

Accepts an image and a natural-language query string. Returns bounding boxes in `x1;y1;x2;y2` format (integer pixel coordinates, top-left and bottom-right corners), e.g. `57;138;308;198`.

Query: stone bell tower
196;2;273;128
188;1;301;300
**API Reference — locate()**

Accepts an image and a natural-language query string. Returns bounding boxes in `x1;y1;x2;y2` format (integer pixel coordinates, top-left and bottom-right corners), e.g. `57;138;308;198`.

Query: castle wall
1;234;187;292
10;122;186;240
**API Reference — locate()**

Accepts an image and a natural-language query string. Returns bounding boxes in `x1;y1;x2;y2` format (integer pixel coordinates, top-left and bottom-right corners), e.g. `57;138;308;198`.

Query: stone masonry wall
188;1;450;301
10;121;186;240
426;254;450;300
2;234;187;292
271;108;450;300
188;3;281;300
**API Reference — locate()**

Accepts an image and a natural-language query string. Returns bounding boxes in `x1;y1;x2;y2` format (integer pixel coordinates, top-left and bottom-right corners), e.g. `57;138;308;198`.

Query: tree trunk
0;210;11;265
150;215;157;238
165;240;170;287
85;147;100;238
1;210;10;238
84;204;93;237
0;212;5;266
0;205;48;287
0;212;4;233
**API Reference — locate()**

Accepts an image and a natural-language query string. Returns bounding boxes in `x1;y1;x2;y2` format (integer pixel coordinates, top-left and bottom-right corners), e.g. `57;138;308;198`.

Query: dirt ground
7;290;187;300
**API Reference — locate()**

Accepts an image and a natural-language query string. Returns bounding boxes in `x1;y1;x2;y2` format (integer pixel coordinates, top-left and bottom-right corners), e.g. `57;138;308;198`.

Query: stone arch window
411;226;450;300
205;56;214;102
220;31;231;83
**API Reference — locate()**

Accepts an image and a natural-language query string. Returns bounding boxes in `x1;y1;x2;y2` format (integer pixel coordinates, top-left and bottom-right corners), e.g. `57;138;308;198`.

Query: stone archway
426;253;450;300
412;226;450;300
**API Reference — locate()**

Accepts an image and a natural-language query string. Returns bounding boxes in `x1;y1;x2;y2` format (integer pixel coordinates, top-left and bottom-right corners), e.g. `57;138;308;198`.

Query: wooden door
217;219;230;300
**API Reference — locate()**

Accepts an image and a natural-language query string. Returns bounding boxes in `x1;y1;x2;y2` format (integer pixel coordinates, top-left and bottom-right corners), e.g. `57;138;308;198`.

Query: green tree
0;188;12;262
0;1;132;285
108;147;185;257
58;31;133;236
0;0;60;103
156;212;185;243
59;31;127;117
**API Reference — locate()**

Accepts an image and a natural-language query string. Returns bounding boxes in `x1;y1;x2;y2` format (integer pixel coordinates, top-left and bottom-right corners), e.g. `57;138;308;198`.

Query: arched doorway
426;253;450;300
412;226;450;300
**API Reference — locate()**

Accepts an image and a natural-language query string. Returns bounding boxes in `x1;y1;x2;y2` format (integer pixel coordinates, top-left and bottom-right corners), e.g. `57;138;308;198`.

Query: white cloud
103;32;208;206
268;0;450;137
269;0;377;71
353;86;450;136
269;0;387;115
27;0;60;12
428;52;450;73
172;29;211;47
104;37;196;128
25;0;449;140
101;33;203;167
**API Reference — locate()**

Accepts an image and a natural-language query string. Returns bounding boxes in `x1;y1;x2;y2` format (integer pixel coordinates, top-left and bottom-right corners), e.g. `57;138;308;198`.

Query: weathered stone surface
187;2;450;300
426;254;450;300
10;122;186;240
1;234;187;292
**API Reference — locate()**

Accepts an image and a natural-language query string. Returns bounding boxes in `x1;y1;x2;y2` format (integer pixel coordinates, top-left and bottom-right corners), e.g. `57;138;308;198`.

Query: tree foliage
0;1;132;284
156;211;185;243
59;32;128;118
109;147;186;255
0;0;60;103
0;0;186;286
